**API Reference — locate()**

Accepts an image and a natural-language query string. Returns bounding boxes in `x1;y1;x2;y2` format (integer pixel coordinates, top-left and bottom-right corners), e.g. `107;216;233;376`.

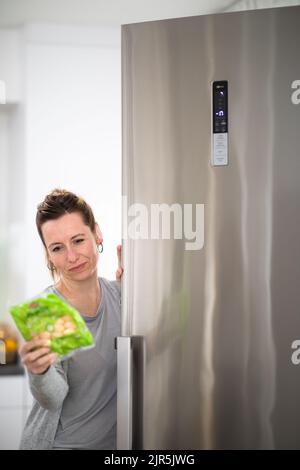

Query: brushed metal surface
122;6;300;449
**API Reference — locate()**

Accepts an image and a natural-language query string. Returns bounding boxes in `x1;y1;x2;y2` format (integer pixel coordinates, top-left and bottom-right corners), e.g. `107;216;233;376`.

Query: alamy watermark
286;82;299;363
122;196;204;251
0;339;6;365
291;80;300;105
291;340;300;365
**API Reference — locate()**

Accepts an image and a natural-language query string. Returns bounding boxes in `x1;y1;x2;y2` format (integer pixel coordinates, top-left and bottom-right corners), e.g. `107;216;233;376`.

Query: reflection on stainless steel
120;6;300;449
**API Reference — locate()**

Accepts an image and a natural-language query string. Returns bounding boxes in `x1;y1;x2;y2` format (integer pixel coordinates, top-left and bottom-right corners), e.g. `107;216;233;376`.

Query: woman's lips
69;262;87;272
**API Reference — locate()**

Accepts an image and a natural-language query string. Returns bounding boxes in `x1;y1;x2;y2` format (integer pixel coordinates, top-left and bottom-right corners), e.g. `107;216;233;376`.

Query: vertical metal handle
116;336;132;449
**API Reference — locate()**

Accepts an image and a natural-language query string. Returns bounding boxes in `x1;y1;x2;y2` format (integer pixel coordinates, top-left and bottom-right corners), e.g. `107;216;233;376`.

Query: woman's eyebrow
48;233;85;248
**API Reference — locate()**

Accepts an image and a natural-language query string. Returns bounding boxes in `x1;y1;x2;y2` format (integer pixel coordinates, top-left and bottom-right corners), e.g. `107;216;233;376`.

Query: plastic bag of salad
10;293;94;360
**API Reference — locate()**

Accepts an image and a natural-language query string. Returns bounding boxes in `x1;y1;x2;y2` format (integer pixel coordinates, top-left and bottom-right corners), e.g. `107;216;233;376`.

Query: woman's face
42;212;102;281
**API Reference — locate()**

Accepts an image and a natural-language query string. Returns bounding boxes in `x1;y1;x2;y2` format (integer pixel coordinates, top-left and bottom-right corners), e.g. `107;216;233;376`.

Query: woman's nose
66;247;78;262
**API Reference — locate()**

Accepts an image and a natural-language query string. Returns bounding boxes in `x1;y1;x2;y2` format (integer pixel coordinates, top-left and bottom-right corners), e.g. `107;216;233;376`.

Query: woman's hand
115;244;123;281
19;338;57;375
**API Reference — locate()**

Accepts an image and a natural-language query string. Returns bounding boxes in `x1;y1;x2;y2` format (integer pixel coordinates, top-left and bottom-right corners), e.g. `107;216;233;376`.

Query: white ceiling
0;0;297;28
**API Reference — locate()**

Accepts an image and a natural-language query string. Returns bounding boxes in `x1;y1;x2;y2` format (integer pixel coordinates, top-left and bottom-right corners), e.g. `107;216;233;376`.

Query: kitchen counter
0;362;24;376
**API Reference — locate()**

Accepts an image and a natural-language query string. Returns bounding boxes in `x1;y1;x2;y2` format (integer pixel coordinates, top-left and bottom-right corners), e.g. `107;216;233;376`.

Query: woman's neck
55;272;101;317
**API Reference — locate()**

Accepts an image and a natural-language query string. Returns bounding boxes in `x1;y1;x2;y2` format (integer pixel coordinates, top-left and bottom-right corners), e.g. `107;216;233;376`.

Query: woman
19;188;122;450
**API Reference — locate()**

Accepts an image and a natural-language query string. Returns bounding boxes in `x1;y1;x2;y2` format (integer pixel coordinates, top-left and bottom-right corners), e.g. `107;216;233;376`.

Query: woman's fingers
116;268;123;281
22;347;51;365
20;338;57;375
116;244;123;281
31;352;57;369
23;351;57;375
20;338;50;356
117;245;122;268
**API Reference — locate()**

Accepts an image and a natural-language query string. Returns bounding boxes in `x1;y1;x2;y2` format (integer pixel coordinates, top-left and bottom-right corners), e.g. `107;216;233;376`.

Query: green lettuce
10;293;94;359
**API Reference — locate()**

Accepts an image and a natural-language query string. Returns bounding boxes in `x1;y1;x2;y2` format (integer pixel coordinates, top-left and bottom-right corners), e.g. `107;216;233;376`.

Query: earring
98;243;103;254
47;261;55;271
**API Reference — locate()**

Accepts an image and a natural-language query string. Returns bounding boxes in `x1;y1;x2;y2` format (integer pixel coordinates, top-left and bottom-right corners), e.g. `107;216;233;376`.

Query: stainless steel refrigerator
117;5;300;449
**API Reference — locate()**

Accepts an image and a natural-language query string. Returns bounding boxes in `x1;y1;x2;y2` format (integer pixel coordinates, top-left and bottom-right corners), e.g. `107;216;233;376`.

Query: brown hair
36;188;96;281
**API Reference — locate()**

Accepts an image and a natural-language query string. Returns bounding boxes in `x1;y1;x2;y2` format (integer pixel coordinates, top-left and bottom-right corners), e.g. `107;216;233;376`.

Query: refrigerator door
121;6;300;449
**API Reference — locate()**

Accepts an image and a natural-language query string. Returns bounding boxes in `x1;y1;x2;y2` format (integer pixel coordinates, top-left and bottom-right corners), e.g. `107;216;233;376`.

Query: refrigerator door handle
116;336;132;449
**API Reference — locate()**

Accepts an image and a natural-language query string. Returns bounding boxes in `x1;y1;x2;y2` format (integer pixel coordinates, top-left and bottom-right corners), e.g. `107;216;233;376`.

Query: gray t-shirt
43;277;121;450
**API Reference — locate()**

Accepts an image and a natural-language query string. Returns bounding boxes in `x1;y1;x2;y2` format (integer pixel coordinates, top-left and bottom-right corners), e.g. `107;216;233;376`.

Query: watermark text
122;197;204;251
291;80;300;105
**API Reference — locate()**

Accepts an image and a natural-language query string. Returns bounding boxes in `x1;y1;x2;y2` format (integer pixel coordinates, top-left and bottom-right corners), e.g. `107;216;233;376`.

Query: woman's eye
51;240;84;252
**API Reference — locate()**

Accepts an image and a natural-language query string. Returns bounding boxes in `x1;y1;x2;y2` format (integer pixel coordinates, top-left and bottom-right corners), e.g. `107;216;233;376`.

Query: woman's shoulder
29;285;55;301
99;277;121;300
30;279;120;303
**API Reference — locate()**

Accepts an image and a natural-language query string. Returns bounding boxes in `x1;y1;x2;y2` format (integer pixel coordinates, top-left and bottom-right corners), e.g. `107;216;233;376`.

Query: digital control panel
212;81;228;166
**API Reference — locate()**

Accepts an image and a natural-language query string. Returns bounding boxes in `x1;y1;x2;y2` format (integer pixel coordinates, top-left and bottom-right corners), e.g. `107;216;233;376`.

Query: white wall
0;23;121;309
0;102;26;320
24;24;121;297
0;29;22;102
0;28;26;321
